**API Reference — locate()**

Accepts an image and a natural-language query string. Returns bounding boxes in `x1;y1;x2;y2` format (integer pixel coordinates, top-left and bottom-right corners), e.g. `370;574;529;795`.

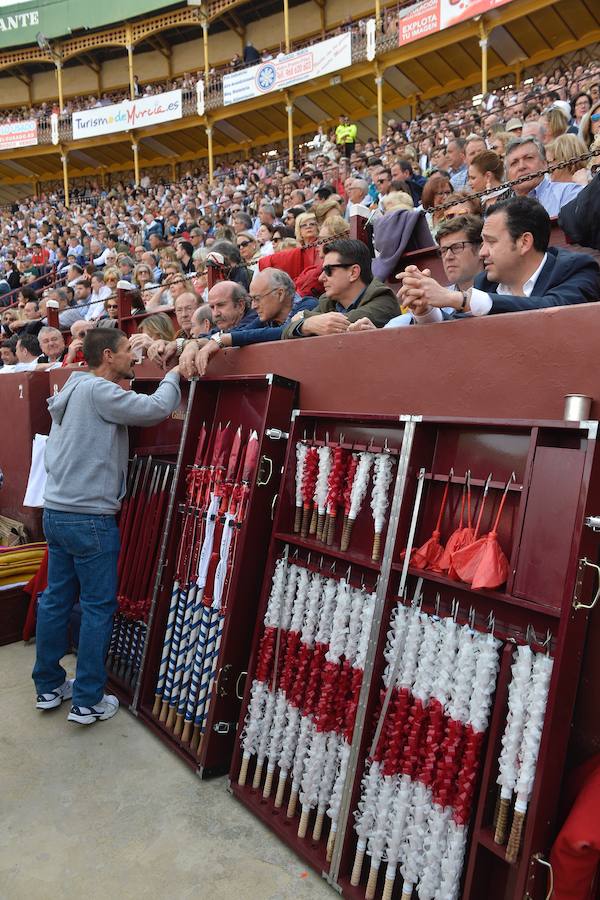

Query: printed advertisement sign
72;90;182;140
0;118;37;150
0;0;174;50
223;32;352;107
399;0;513;46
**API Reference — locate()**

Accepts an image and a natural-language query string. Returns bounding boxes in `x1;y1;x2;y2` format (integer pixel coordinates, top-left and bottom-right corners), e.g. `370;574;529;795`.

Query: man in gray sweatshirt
33;328;182;725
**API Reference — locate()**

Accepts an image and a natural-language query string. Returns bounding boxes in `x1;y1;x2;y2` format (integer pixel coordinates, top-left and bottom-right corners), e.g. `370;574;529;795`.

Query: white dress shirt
470;253;548;316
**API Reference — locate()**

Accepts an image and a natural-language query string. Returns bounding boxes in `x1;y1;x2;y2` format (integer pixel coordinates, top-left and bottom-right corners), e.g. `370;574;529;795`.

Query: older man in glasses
281;239;398;338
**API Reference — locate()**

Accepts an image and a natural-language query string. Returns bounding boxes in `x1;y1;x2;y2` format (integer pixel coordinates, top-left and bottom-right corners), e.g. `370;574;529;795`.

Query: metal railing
23;30;385;146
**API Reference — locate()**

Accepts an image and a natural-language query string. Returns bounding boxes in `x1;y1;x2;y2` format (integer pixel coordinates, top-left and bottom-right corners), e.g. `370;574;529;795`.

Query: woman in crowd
546;134;591;184
137;312;176;342
488;131;513;157
1;308;20;337
441;191;482;220
294;212;319;247
236;231;260;268
571;92;592;128
544;107;569;142
133;263;157;291
381;191;414;213
271;225;296;251
103;267;120;292
420;172;453;229
104;296;119;320
467;150;506;207
318;215;350;247
256;222;274;256
580;100;600;148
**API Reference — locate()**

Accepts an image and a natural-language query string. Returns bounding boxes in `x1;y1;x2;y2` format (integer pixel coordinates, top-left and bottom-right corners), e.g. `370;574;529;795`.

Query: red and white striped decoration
238;553;376;851
352;602;501;900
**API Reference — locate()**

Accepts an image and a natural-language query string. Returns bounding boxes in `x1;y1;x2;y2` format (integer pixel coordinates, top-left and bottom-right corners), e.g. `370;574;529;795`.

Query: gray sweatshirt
44;370;181;515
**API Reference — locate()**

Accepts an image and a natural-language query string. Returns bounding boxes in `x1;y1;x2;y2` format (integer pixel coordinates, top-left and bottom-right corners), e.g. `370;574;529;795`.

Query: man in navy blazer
398;196;600;319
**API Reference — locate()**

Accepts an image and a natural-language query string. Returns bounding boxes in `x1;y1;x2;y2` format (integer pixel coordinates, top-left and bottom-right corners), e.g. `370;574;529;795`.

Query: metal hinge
265;427;289;441
572;557;600;610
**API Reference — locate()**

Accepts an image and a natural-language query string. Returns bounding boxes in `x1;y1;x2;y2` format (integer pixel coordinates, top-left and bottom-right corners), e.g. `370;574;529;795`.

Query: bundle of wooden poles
150;421;259;754
106;456;175;689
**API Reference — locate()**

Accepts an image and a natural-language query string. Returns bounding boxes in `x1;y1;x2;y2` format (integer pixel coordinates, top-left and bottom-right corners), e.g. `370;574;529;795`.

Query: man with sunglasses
281;239;398;338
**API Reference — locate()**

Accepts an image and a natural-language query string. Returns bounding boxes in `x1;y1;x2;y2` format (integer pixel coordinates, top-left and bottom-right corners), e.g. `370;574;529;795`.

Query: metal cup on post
563;394;592;422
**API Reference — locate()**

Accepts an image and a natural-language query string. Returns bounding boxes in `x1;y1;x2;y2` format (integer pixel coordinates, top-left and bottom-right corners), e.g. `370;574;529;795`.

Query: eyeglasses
299;222;317;229
322;263;353;276
249;287;280;304
272;237;281;244
437;241;480;257
237;240;253;248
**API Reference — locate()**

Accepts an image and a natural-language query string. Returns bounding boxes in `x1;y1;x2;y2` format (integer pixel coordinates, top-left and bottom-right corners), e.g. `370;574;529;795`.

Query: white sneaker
67;694;119;725
36;678;74;710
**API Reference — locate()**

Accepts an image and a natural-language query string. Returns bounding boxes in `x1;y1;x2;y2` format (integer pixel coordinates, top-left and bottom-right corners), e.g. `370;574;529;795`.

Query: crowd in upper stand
1;53;600;375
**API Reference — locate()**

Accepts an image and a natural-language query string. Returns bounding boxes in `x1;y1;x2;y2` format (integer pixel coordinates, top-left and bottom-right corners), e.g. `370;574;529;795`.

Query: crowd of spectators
0;52;599;378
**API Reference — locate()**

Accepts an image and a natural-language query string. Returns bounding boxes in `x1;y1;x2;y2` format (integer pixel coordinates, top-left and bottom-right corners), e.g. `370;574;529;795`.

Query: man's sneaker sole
36;678;74;710
67;695;119;725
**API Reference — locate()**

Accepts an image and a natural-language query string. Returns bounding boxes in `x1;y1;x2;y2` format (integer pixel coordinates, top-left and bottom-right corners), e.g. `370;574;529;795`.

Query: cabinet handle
257;455;273;486
573;557;600;610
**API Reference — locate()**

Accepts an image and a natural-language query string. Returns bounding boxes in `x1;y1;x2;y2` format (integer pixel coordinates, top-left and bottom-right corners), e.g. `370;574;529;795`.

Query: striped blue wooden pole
181;603;211;745
158;582;188;722
151;579;181;717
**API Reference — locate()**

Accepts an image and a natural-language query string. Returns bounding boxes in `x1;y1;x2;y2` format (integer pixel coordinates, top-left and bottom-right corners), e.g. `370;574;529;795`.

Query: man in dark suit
399;197;600;317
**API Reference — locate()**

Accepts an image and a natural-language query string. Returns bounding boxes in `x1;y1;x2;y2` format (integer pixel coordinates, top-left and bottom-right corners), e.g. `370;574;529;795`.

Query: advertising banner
223;32;352;107
0;0;174;50
72;90;182;141
0;118;37;150
399;0;513;46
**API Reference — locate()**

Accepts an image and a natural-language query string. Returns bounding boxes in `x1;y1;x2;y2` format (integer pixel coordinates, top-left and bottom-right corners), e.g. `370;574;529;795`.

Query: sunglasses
106;304;118;310
322;263;352;276
237;240;253;248
591;113;600;122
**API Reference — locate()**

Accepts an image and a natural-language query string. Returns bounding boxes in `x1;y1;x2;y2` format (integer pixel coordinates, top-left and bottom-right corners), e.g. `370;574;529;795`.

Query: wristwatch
210;331;225;348
175;337;185;356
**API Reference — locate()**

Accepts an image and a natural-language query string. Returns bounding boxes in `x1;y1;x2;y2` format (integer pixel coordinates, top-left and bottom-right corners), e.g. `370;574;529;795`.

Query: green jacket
281;278;399;339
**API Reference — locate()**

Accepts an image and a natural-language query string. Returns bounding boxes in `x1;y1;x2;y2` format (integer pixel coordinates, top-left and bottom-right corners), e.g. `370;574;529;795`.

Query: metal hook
360;572;366;589
330;560;337;573
319;555;324;570
487;611;495;635
526;623;538;647
345;565;352;582
291;546;299;560
451;598;459;621
339;432;344;445
434;593;441;618
384;437;390;452
368;436;375;451
468;606;476;630
325;431;329;445
543;629;552;654
306;551;312;566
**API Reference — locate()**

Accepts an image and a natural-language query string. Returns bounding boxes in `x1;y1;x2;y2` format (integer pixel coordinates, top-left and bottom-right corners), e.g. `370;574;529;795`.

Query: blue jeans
33;509;120;708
